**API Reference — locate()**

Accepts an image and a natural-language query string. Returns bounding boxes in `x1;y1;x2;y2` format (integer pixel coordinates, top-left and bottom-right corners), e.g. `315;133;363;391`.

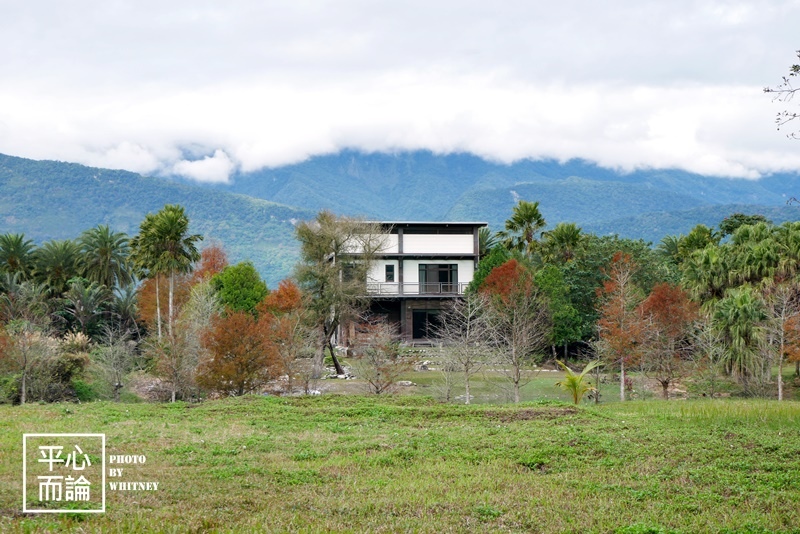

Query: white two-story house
364;221;487;342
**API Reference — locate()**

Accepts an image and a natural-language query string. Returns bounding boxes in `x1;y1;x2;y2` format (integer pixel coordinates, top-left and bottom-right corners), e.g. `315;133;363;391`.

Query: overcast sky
1;1;799;183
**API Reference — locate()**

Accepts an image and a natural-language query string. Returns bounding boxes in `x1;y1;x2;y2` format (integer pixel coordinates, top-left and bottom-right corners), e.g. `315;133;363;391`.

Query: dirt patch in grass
483;406;578;422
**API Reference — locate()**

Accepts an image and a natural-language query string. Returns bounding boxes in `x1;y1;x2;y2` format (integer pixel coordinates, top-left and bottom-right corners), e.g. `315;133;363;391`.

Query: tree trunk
661;380;669;399
779;335;784;401
464;369;471;405
168;270;174;340
312;324;327;379
20;368;26;405
328;340;345;375
155;273;163;342
620;359;626;402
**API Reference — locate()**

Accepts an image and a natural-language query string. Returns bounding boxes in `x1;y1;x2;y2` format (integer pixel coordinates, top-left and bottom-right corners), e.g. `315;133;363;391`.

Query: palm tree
62;278;111;336
0;233;35;277
478;227;499;256
130;212;163;339
540;222;584;264
713;286;769;393
31;239;81;296
79;225;133;289
655;235;682;266
555;360;602;404
131;205;202;340
497;200;546;257
681;245;729;305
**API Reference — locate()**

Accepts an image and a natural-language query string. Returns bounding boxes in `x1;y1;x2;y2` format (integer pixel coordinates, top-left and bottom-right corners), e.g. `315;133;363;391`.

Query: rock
396;380;416;387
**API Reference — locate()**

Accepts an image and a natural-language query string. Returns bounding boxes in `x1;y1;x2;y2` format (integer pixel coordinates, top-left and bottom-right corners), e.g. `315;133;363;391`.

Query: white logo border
22;433;106;514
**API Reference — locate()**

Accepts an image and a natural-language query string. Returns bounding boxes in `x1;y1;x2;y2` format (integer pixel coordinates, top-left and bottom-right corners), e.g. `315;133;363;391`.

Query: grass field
1;395;800;533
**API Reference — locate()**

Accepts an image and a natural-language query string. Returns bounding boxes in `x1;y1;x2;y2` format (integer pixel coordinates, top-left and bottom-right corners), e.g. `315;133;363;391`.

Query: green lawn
2;396;800;533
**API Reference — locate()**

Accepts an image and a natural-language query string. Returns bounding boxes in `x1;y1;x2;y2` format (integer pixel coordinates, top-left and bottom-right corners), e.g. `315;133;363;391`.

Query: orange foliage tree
197;311;277;396
257;279;303;317
638;283;699;399
258;279;310;394
480;259;551;403
596;252;644;401
191;243;229;284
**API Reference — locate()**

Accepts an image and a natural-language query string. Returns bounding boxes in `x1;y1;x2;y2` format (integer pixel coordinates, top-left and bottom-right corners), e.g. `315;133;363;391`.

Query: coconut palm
555;360;602;404
79;225;133;289
0;233;35;277
497;200;546;257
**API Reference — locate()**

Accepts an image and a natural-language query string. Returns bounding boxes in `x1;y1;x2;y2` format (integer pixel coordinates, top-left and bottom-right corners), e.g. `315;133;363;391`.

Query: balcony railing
366;282;468;296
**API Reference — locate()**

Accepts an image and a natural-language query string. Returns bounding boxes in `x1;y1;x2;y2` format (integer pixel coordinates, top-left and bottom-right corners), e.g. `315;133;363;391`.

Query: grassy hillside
2;396;799;532
0;154;314;287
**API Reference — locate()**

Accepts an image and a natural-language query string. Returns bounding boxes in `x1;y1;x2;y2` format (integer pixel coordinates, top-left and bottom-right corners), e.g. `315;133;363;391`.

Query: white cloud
172;150;236;183
0;1;798;183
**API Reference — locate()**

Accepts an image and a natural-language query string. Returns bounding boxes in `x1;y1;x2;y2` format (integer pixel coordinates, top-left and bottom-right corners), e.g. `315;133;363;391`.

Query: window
418;264;458;294
385;264;395;282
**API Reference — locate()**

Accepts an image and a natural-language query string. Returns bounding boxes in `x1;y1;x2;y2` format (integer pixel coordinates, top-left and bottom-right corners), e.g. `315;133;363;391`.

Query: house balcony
366;282;469;296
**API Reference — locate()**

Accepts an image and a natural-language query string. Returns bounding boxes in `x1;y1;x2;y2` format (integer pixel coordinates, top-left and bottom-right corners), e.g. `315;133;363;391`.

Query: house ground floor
370;298;452;342
341;298;457;345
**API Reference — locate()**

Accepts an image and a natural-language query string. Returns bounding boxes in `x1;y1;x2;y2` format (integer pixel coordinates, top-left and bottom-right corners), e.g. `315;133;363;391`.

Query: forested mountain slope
0;153;312;286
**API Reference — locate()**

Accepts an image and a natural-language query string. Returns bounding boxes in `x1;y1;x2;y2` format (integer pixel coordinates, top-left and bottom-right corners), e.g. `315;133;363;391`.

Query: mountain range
2;150;800;286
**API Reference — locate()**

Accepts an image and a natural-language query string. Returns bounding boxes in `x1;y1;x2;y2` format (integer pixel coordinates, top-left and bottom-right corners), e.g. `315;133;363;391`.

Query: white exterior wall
366;259;475;295
402;234;474;254
382;234;399;254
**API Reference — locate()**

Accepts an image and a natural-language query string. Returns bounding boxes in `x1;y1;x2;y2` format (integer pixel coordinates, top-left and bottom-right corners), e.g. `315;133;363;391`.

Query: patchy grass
1;396;800;532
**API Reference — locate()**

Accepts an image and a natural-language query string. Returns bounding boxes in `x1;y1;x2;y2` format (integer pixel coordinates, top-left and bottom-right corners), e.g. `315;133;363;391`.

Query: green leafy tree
466;246;511;294
211;262;269;315
534;265;581;360
719;213;772;237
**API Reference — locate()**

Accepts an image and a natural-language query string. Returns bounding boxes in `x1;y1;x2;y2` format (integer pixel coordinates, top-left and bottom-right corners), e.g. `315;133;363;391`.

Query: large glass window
418;264;458;294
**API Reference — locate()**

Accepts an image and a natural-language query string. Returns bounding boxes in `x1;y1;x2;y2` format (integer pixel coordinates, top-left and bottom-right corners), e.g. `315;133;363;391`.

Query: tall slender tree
596;252;643;401
131;205;202;340
294;211;387;378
